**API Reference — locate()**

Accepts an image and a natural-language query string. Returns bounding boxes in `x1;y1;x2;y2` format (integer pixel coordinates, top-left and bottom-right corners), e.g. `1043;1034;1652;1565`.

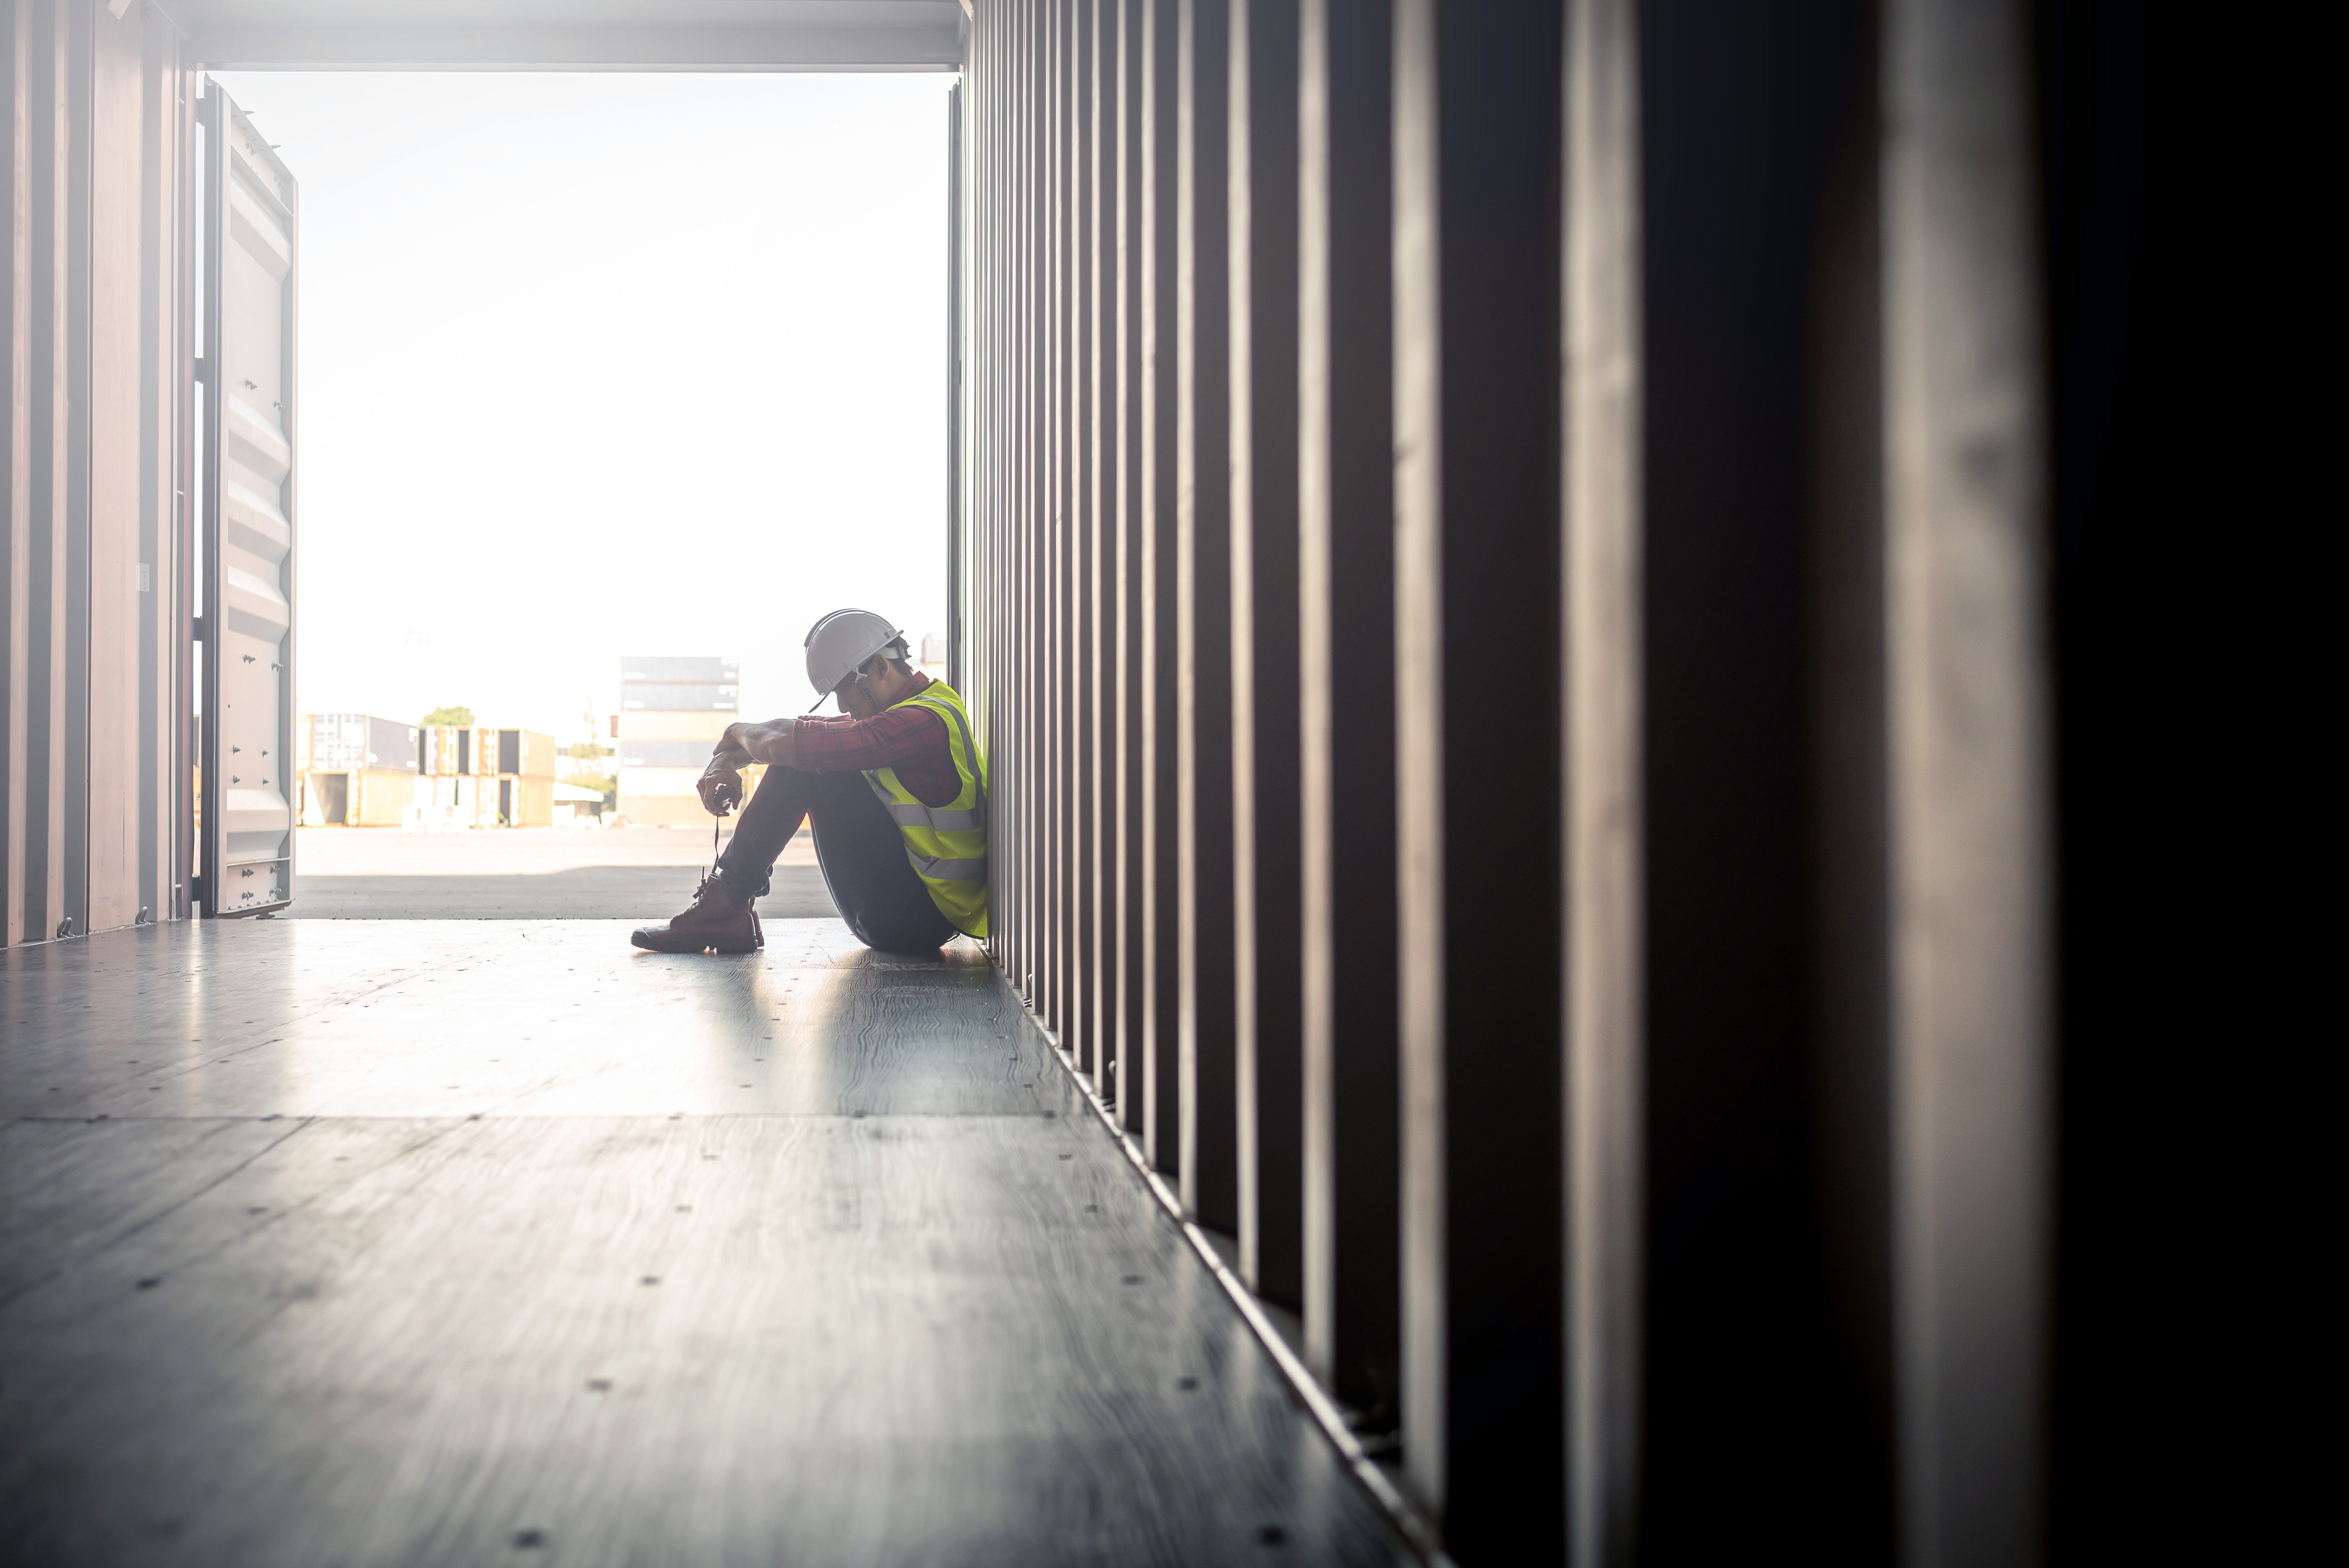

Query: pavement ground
287;826;836;920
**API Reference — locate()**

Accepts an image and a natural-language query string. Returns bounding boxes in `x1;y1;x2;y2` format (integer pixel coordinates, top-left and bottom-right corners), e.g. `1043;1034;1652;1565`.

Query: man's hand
698;754;744;816
694;719;796;817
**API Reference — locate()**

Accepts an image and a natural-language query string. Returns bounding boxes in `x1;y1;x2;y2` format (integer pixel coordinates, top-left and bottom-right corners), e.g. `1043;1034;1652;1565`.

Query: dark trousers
715;766;958;953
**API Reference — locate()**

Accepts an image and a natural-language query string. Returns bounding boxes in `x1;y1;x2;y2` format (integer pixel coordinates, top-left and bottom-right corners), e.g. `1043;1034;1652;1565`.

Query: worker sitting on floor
631;609;989;955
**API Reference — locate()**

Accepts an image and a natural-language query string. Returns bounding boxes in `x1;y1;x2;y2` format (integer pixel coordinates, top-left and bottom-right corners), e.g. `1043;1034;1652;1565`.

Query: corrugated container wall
4;0;194;944
954;0;2065;1560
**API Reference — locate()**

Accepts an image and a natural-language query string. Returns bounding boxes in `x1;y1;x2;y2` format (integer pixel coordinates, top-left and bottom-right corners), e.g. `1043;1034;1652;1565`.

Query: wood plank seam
0;1114;315;1313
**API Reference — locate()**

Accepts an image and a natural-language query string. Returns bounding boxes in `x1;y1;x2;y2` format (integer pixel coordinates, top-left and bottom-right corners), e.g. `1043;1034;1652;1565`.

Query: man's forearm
717;719;797;769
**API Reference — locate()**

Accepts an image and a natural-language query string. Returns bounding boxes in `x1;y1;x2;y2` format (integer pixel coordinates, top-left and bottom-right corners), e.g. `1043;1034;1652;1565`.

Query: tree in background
421;705;474;727
566;694;609;777
569;771;618;808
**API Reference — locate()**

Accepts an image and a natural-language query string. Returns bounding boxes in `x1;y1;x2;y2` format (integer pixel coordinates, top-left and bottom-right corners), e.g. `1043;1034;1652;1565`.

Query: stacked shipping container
298;714;419;826
415;723;558;828
616;657;740;828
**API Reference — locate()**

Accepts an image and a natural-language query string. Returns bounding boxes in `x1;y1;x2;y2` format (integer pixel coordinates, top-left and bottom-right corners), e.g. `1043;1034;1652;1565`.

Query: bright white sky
212;70;955;745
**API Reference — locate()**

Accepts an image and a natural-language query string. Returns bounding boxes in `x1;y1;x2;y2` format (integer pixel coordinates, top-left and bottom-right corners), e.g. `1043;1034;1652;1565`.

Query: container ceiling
164;1;965;71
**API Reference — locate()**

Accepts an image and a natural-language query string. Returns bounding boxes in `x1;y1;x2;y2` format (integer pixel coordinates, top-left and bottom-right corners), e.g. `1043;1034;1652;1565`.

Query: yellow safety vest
865;680;990;938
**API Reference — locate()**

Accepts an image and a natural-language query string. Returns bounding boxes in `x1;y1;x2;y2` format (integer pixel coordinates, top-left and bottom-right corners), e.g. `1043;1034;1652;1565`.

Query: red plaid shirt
791;674;963;807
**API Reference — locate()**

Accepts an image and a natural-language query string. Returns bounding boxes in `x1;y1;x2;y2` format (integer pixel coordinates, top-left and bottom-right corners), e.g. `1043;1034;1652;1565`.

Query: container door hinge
194;355;209;385
192;615;206;642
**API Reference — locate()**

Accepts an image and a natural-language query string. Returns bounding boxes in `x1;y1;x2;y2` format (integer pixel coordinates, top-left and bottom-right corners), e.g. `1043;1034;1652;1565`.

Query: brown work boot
631;873;762;954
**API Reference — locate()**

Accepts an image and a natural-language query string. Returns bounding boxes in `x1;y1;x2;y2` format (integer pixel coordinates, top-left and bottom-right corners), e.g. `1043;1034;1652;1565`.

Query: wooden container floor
0;919;1412;1567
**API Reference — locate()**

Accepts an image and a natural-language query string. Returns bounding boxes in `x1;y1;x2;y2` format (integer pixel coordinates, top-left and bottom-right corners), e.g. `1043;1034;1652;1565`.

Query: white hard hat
804;608;907;698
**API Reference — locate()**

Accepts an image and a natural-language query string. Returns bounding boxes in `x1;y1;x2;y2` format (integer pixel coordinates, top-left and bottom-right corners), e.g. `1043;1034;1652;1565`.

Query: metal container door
199;85;299;916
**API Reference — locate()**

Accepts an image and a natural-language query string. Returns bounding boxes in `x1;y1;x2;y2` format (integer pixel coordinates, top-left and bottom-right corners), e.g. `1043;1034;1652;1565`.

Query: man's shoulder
888;688;951;725
895;702;949;734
